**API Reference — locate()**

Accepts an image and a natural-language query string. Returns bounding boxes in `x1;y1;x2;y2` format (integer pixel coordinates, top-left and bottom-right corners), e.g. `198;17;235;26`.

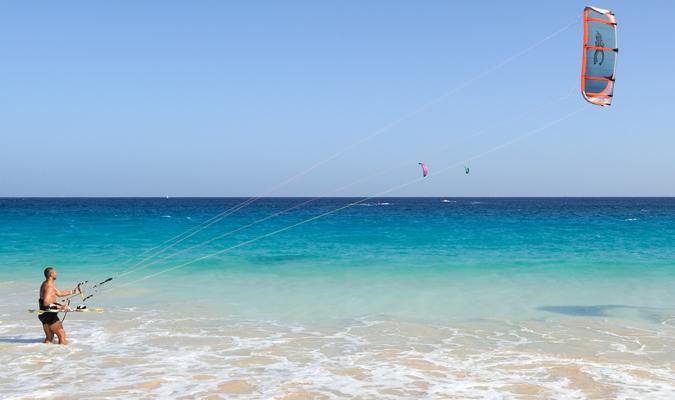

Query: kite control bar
75;277;114;303
76;281;87;301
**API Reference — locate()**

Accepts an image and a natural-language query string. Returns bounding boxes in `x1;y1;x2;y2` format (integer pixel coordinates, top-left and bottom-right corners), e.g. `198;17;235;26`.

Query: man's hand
74;287;82;294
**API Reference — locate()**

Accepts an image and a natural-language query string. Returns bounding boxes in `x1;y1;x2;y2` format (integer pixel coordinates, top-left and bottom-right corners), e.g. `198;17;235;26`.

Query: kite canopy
581;6;618;106
419;163;427;177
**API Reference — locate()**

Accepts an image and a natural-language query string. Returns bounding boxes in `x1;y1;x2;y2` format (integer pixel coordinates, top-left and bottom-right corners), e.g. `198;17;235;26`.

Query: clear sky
1;1;673;197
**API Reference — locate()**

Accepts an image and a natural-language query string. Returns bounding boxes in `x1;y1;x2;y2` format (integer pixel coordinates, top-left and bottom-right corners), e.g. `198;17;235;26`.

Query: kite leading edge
581;6;618;106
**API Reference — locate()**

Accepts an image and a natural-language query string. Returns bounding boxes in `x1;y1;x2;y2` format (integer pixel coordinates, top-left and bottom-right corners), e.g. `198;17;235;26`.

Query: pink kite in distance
419;163;427;177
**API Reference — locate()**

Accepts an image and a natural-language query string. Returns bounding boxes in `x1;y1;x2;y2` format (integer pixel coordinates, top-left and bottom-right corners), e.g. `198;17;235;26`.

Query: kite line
65;17;581;301
97;104;589;296
113;93;574;280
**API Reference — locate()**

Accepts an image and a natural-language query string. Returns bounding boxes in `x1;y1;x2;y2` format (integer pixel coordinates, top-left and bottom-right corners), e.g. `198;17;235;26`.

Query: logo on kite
419;163;427;177
593;31;605;65
465;167;470;174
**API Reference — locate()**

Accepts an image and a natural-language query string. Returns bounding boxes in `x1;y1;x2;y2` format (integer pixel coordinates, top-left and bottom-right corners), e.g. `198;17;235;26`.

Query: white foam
2;284;675;399
2;311;674;399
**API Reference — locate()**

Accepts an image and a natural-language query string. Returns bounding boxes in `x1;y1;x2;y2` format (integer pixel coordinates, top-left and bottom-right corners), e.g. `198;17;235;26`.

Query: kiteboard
28;308;103;314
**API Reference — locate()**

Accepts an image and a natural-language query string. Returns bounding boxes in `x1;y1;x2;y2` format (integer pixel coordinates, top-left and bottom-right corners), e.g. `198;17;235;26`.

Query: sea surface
1;197;674;399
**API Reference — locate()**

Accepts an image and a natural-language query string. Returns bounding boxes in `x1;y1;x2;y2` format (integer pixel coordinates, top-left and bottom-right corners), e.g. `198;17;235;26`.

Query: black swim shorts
38;311;60;326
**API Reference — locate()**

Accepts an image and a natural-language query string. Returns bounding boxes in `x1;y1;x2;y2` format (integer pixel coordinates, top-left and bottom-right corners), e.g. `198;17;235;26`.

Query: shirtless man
38;268;81;345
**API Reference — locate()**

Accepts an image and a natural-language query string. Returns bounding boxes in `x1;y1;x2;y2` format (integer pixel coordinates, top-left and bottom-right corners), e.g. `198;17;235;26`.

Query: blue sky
1;1;673;197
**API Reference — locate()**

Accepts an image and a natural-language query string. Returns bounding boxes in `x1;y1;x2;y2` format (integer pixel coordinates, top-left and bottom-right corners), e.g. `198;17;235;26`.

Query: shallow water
1;197;674;398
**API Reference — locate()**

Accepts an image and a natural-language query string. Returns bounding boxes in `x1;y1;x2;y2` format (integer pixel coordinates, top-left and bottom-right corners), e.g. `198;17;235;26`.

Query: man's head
44;267;56;280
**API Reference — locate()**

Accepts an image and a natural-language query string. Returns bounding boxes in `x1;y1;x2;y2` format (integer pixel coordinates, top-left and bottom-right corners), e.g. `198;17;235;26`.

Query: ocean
1;197;674;399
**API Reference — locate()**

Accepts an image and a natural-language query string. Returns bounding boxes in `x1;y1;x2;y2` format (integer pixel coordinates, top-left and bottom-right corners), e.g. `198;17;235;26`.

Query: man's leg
49;321;67;345
42;324;54;344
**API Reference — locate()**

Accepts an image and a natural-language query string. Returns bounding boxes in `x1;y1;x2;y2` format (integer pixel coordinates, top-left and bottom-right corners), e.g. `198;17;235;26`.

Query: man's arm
54;286;81;297
51;286;81;310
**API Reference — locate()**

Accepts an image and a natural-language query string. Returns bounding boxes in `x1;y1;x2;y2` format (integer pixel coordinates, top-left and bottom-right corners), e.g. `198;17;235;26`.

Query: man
38;268;81;345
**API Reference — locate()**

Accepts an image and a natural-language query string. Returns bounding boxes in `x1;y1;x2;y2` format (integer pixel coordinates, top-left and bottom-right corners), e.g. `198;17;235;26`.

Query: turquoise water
2;197;675;398
2;197;674;320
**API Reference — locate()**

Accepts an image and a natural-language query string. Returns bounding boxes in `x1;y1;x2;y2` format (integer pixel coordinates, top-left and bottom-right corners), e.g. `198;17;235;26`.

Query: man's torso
39;281;56;306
